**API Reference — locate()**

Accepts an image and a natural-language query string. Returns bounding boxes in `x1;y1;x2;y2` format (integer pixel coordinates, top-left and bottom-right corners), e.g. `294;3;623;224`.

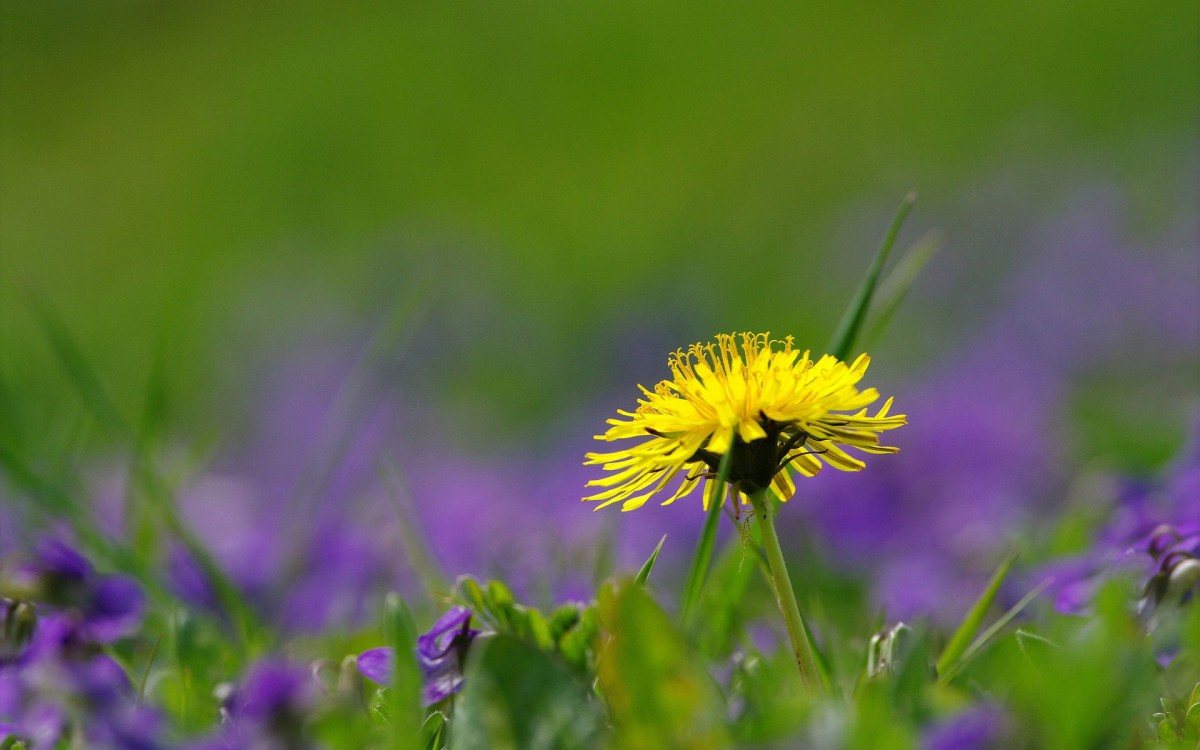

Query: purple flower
416;607;480;704
0;537;144;644
166;544;220;616
0;612;167;749
923;705;1009;750
222;660;321;750
1035;417;1200;627
355;647;393;685
85;575;145;644
358;606;481;705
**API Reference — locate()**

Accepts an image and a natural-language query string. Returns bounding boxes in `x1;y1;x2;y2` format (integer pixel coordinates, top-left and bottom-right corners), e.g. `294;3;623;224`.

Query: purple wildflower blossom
0;537;144;645
0;612;166;750
923;704;1010;750
1039;415;1200;617
416;607;480;705
220;660;322;750
0;542;164;749
358;606;481;705
355;647;393;685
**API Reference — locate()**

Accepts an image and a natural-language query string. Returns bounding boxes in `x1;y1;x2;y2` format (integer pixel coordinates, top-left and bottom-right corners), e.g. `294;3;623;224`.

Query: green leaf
487;579;516;611
382;593;424;746
457;576;488;616
680;442;736;624
557;605;599;673
935;552;1016;678
547;603;582;642
598;583;733;749
451;634;607;750
421;712;448;750
519;607;554;650
826;192;916;361
634;534;667;587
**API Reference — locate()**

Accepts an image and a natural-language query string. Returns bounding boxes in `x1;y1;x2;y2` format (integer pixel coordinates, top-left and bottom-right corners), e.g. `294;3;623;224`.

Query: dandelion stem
748;487;823;693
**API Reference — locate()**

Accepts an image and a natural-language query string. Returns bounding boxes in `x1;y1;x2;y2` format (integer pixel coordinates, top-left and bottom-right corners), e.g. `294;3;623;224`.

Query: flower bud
2;599;37;658
1164;558;1200;603
867;622;912;677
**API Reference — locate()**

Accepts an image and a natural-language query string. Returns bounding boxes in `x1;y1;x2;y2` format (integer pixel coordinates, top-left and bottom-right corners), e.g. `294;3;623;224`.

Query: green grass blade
940;577;1053;682
935;551;1016;677
136;634;164;704
25;288;267;656
634;534;667;587
273;288;431;586
864;229;943;348
25;289;132;438
377;459;450;598
382;593;424;747
826;192;916;361
680;443;736;624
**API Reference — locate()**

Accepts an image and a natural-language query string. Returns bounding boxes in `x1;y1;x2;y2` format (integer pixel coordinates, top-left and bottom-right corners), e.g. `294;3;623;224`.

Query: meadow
2;3;1198;748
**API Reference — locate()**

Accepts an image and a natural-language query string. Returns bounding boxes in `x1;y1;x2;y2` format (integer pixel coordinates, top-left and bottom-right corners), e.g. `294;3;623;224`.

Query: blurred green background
2;1;1196;444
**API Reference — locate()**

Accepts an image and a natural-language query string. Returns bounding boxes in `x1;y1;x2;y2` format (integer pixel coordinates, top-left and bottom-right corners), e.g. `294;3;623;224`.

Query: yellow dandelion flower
583;332;906;512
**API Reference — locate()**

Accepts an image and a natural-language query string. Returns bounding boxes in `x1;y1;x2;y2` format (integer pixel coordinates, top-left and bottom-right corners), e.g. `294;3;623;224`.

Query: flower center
689;419;809;493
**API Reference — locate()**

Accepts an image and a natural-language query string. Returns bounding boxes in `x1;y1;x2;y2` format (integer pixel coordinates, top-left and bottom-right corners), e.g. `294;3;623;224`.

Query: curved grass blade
24;289;267;655
276;287;432;575
680;442;736;624
940;577;1053;683
864;229;943;348
935;551;1016;678
826;192;917;361
377;459;450;598
25;288;132;438
136;634;164;704
634;534;667;587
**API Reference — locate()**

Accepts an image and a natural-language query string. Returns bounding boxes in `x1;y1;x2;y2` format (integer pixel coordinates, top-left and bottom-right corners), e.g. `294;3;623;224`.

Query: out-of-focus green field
2;1;1196;436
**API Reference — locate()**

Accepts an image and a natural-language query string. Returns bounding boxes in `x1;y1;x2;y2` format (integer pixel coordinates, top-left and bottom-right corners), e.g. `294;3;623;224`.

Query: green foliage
936;551;1015;678
451;634;607;750
965;578;1163;749
454;576;599;673
597;582;733;750
1152;681;1200;746
159;608;234;733
633;534;666;588
381;594;425;747
726;648;811;744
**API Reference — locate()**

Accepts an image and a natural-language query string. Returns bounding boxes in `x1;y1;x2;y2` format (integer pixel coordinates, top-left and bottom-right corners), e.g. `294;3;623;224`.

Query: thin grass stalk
747;486;824;693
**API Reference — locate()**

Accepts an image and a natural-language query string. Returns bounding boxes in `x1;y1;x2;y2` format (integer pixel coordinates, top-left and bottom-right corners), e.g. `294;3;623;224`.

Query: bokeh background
2;2;1197;629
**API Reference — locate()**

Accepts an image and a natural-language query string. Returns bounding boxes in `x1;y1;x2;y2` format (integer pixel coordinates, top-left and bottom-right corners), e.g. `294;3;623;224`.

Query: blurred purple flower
0;541;162;748
0;537;144;645
355;647;393;685
1039;415;1200;616
0;612;166;750
417;607;480;705
922;704;1009;750
166;544;220;616
358;606;482;705
221;660;322;750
